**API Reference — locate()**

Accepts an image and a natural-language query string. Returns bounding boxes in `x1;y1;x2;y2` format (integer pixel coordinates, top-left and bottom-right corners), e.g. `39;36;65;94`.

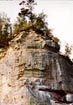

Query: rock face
0;30;73;105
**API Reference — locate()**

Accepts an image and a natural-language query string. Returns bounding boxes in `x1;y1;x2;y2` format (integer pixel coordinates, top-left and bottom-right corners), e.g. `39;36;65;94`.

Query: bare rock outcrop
0;30;73;105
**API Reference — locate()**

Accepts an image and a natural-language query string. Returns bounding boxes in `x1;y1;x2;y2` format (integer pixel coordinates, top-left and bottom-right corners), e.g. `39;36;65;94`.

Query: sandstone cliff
0;29;73;105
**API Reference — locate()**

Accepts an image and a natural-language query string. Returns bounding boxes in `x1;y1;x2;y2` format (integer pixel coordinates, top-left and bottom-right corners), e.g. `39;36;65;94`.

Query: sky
0;0;73;56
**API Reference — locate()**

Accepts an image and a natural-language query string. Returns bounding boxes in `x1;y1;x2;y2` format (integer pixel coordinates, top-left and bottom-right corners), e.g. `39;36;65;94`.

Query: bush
0;12;12;47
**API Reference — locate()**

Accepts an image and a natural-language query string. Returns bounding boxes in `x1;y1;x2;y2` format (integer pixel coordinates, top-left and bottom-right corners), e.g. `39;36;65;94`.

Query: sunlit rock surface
0;30;73;105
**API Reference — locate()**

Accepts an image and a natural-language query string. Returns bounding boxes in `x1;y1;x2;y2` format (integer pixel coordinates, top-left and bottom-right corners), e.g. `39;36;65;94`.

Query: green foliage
23;22;32;30
52;36;60;43
13;23;20;34
64;43;73;57
0;12;12;47
34;13;47;30
13;0;36;34
13;0;54;43
19;0;36;22
13;0;51;36
13;17;33;34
